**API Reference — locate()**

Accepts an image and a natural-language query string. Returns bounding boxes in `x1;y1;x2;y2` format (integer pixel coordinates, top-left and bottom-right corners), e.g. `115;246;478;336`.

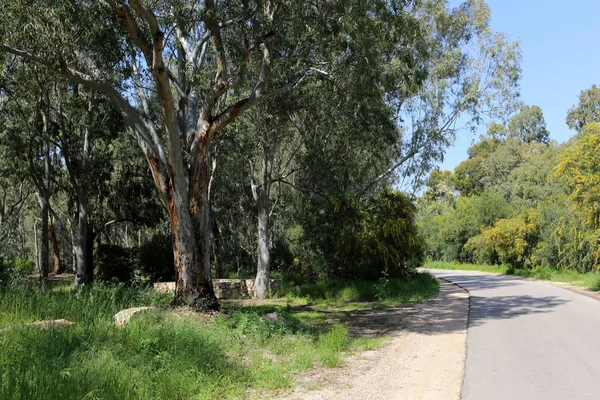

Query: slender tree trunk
49;217;62;274
40;196;49;291
74;194;89;288
39;104;51;291
211;213;223;279
255;194;270;298
33;220;39;274
69;222;76;273
86;230;95;284
253;140;273;299
73;91;93;289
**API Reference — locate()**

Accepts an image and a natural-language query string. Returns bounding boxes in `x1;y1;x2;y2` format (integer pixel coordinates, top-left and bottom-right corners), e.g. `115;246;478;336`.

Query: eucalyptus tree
0;109;31;259
566;85;600;132
1;0;432;308
55;84;132;287
508;104;549;144
245;99;305;298
371;0;521;191
0;60;61;288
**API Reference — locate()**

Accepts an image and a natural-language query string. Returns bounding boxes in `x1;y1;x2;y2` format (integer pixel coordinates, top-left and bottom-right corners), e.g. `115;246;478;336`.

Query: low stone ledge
0;319;74;334
153;279;282;299
114;307;156;327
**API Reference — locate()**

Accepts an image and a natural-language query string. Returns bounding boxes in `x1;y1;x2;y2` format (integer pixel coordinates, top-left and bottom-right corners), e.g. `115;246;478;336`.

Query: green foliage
566;85;600;132
0;257;36;287
555;123;600;228
419;190;512;262
94;244;138;284
419;116;600;274
477;209;540;268
508;104;549;144
298;188;423;281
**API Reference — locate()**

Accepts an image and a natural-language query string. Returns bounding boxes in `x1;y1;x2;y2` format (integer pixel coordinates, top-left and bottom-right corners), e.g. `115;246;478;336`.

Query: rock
264;312;280;322
0;319;74;334
153;279;283;300
153;282;175;295
114;307;155;327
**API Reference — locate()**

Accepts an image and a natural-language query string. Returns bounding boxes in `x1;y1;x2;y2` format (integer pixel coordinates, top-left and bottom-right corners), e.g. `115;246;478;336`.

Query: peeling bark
150;146;219;311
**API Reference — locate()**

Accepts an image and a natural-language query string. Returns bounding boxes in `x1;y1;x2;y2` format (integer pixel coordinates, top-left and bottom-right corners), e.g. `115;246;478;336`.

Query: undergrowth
0;273;439;399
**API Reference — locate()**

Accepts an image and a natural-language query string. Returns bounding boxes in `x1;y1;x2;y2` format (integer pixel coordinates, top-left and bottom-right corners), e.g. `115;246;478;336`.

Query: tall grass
0;273;439;399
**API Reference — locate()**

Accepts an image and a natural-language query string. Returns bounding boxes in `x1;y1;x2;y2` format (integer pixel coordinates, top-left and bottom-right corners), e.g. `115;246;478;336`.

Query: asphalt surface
426;269;600;400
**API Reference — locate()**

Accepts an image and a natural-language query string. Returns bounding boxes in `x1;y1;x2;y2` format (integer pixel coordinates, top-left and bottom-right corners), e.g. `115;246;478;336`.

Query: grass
0;272;438;400
424;261;508;274
424;261;600;292
275;273;440;310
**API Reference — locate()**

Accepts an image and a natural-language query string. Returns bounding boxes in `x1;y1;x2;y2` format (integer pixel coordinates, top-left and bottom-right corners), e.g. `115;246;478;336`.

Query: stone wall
154;279;282;299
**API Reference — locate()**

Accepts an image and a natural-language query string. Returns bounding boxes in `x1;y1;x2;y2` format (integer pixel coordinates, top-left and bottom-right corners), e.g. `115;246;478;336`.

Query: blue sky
439;0;600;171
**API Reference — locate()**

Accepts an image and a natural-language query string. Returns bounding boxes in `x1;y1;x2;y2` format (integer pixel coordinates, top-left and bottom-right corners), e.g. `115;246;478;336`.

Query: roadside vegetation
0;273;438;399
419;89;600;289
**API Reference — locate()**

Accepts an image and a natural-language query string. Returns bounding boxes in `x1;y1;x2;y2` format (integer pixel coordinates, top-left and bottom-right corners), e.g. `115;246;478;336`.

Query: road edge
434;276;471;400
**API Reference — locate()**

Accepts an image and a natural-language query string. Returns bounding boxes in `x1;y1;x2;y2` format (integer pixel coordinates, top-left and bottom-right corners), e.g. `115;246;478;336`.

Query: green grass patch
276;272;439;310
424;261;508;274
0;273;439;399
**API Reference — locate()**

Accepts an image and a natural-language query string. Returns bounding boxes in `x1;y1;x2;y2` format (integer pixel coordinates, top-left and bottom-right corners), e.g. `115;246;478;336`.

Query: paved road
426;269;600;400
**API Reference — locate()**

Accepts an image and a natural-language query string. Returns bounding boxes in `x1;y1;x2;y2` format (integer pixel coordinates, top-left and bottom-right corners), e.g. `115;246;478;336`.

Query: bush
10;257;35;276
95;244;138;283
480;209;540;268
0;257;35;287
302;188;424;280
138;233;175;282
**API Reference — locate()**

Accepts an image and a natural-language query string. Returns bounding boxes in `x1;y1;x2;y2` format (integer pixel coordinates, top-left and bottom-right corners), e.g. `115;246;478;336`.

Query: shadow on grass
0;314;251;400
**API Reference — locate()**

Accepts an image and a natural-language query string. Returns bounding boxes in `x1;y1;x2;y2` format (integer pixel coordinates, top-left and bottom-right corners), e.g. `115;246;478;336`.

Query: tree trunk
73;91;93;289
69;222;76;273
74;195;90;288
157;141;219;311
33;219;39;274
39;105;51;291
86;231;96;284
49;217;62;274
255;196;270;298
40;195;49;291
211;213;223;279
253;140;273;299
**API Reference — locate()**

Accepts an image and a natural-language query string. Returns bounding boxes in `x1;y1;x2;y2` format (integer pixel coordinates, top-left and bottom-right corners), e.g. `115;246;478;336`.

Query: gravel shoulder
273;279;469;400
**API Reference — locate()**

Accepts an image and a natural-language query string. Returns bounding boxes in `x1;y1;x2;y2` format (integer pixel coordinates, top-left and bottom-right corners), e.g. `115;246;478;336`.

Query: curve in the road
427;269;600;400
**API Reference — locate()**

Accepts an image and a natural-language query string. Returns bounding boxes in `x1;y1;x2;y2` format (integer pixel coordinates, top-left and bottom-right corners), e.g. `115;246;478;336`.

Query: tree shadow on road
468;294;568;327
435;273;524;291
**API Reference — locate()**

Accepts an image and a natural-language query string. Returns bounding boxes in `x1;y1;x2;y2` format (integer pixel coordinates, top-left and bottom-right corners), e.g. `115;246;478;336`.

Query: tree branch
205;0;228;82
105;0;153;66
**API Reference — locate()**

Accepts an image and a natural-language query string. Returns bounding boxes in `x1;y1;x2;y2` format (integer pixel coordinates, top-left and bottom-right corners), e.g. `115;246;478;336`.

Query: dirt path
274;279;469;400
